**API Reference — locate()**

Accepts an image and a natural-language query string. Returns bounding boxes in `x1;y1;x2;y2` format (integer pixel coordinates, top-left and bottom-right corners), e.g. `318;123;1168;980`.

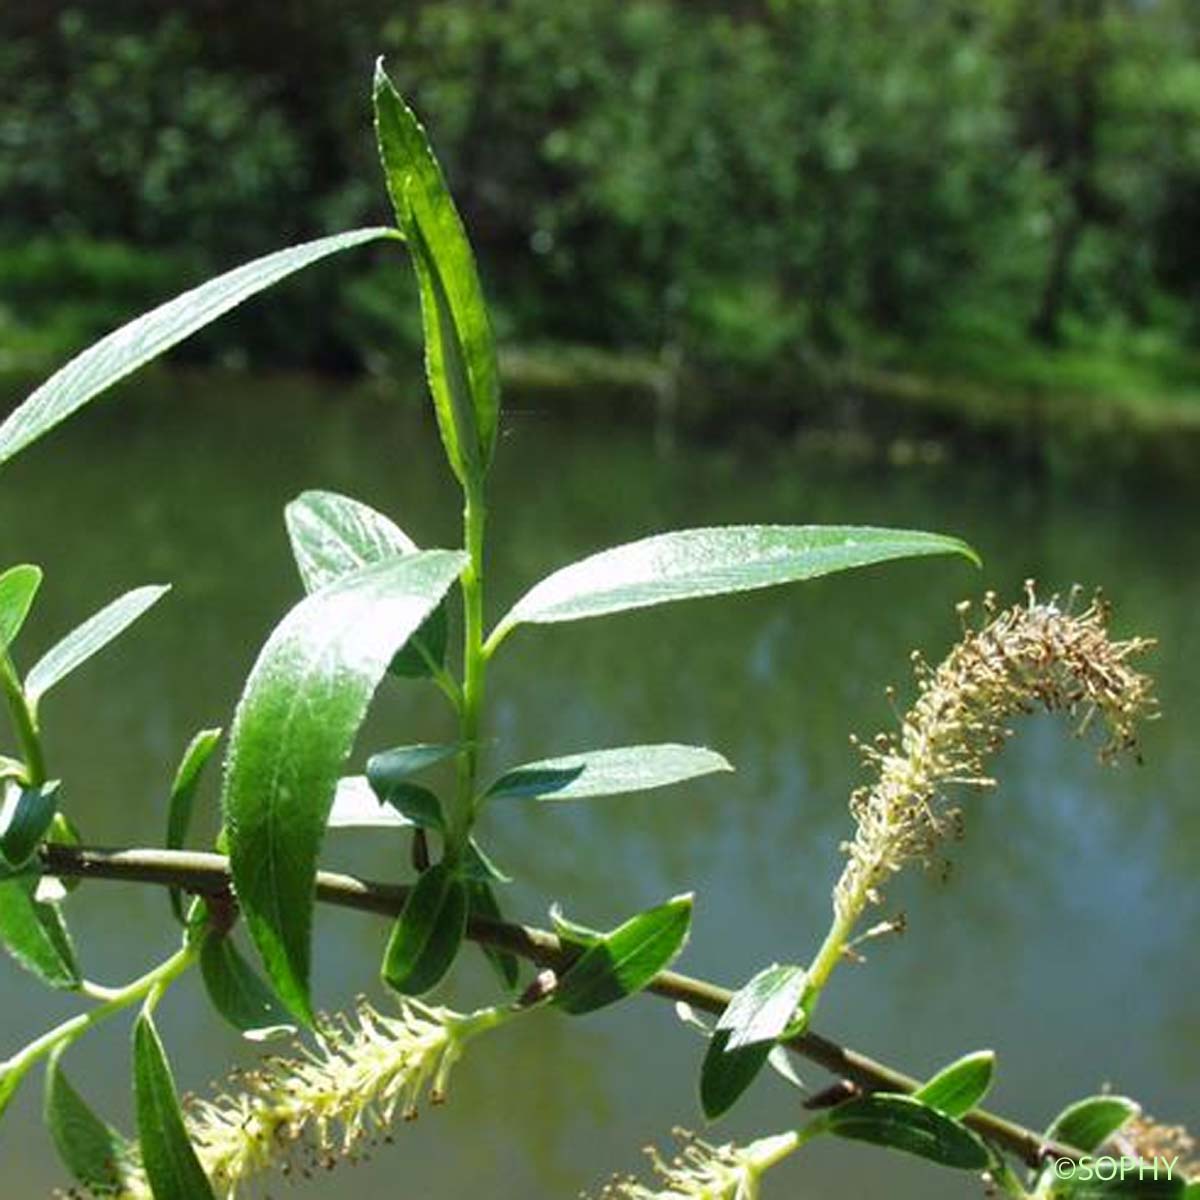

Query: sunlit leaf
486;744;732;803
494;526;978;641
1046;1095;1141;1153
0;780;59;868
374;63;500;483
26;586;170;710
0;565;42;649
133;1012;216;1200
285;489;447;677
554;894;692;1016
223;550;466;1024
914;1050;995;1118
0;229;397;468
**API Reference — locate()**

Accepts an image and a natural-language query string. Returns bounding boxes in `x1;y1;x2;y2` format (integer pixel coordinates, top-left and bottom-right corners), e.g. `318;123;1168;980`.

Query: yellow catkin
834;586;1155;921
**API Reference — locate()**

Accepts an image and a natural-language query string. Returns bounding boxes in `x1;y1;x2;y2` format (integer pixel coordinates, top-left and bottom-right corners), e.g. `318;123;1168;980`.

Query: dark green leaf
554;894;692;1016
820;1093;992;1170
462;837;509;883
133;1012;216;1200
374;63;500;482
285;489;447;678
0;877;79;988
0;780;60;868
486;744;732;803
700;1028;775;1121
367;742;459;788
914;1050;995;1118
45;1048;135;1192
1051;1172;1184;1198
715;963;808;1051
165;728;222;922
381;863;468;995
1047;1096;1141;1153
494;526;978;639
26;586;170;711
223;550;466;1025
468;881;520;992
0;565;42;649
200;933;295;1042
0;229;397;469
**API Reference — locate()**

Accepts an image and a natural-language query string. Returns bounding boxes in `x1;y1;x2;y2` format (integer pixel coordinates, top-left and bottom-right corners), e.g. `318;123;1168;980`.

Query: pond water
0;371;1196;1198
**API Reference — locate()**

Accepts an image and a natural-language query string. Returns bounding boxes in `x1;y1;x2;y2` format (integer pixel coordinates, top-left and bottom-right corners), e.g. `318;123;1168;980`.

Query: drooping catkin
835;585;1155;921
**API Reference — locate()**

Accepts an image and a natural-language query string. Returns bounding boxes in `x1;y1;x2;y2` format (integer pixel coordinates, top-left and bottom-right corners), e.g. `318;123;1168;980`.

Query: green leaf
0;780;60;868
467;881;521;992
554;894;692;1016
200;933;296;1042
0;1059;30;1123
328;776;415;828
716;963;808;1052
374;62;500;483
0;877;79;988
1046;1095;1141;1153
381;863;468;995
133;1012;216;1200
165;729;222;923
486;744;732;803
26;585;171;711
1051;1170;1185;1198
45;1048;135;1193
819;1093;992;1170
223;549;466;1025
548;903;603;950
0;229;397;469
285;490;447;678
462;837;510;883
914;1050;996;1118
0;565;42;649
493;526;978;640
700;1029;775;1121
367;742;459;788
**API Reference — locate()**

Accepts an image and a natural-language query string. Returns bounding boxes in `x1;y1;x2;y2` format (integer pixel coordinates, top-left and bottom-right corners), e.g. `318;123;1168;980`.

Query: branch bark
38;842;1066;1171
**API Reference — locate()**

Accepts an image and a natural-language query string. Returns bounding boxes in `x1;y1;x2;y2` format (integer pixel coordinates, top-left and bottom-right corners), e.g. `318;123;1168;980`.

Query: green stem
3;940;198;1080
451;483;488;852
805;904;859;1004
0;651;46;787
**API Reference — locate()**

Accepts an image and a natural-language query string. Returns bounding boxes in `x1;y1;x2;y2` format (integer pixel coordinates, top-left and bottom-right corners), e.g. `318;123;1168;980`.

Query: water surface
0;372;1196;1197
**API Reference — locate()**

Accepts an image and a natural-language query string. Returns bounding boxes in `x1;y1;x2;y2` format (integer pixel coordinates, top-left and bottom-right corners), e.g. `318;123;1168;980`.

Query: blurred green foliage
3;0;1200;409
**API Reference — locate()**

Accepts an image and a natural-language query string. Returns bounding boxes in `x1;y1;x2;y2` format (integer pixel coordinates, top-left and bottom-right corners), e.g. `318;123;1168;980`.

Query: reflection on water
0;372;1196;1198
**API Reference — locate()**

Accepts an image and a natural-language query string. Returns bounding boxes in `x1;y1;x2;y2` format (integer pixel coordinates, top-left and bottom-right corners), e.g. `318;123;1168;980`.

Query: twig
37;842;1063;1170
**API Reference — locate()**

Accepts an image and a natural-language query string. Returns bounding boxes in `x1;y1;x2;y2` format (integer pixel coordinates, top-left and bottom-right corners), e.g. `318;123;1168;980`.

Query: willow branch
38;842;1066;1171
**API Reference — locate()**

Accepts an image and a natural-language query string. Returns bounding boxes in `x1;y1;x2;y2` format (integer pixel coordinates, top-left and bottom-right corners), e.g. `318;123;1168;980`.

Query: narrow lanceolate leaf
554;894;692;1016
200;933;295;1042
0;1060;29;1123
26;585;171;710
223;550;467;1025
0;228;398;468
367;742;459;789
1051;1176;1185;1198
381;863;468;995
165;728;222;923
914;1050;995;1118
0;565;42;648
700;1030;776;1122
0;780;60;868
818;1093;992;1170
493;526;979;640
716;964;808;1052
133;1013;217;1200
0;878;79;988
374;62;500;481
1045;1095;1141;1153
285;490;447;677
486;745;732;803
45;1049;136;1193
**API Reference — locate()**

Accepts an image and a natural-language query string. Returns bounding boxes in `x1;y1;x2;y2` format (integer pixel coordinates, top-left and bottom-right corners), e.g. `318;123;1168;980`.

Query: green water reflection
0;373;1196;1198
